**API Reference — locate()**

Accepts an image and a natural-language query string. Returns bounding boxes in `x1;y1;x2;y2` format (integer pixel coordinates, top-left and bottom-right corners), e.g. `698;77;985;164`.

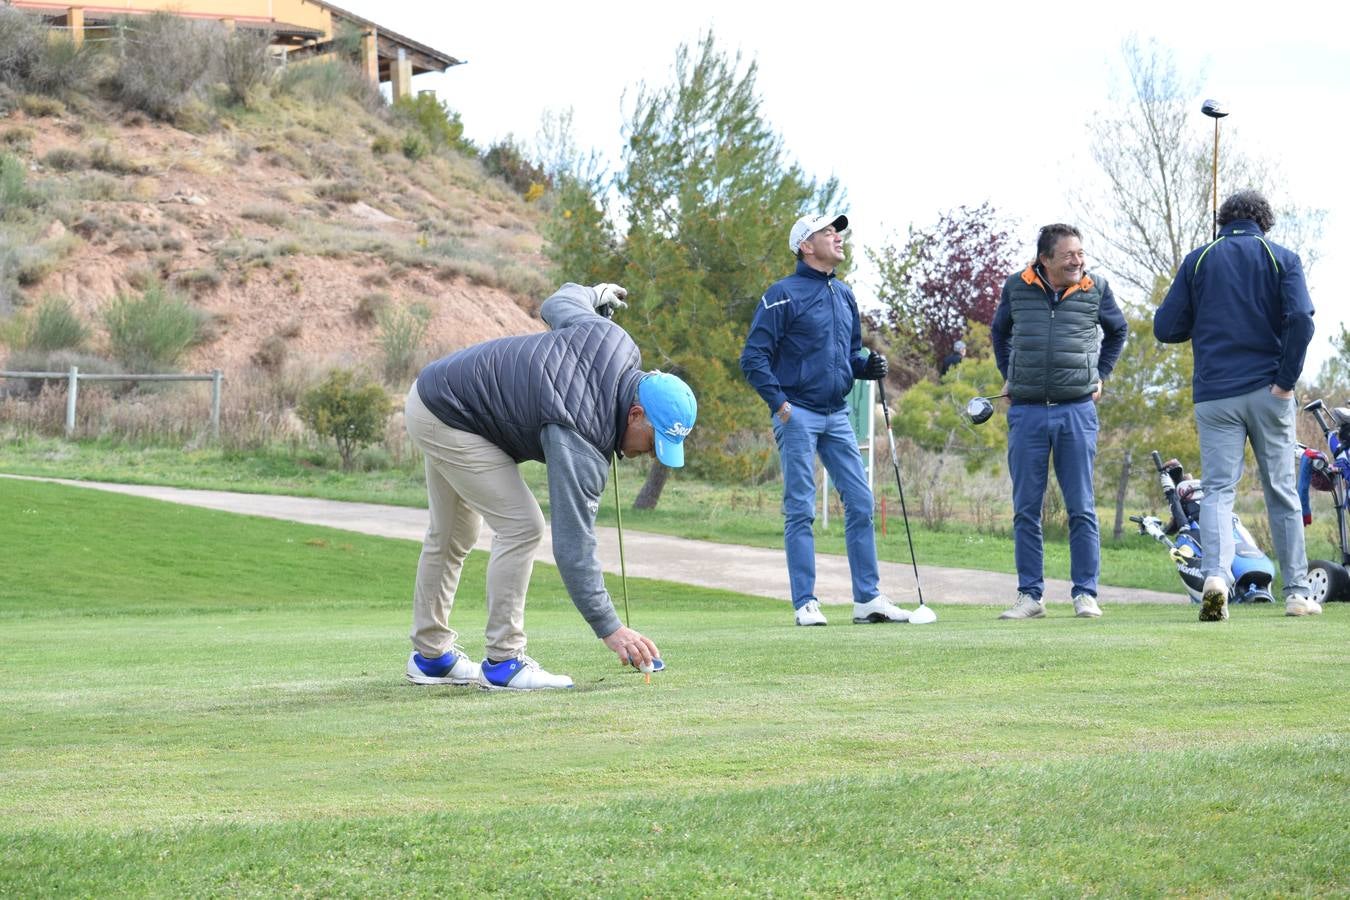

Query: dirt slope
3;97;549;375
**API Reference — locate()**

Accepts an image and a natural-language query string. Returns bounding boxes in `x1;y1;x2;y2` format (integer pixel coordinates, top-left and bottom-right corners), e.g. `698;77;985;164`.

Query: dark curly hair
1217;190;1275;232
1036;223;1082;260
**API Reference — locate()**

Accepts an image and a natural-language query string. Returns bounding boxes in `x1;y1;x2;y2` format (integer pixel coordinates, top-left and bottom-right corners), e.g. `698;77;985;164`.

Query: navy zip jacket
740;261;867;415
1154;220;1315;402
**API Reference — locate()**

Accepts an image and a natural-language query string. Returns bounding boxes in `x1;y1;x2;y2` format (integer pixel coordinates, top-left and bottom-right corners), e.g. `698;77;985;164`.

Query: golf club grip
1151;450;1164;472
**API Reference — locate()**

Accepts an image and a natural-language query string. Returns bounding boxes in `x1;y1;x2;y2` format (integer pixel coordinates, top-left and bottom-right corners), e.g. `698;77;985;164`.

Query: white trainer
1072;594;1103;618
1285;596;1323;617
999;593;1045;620
405;647;480;686
1199;576;1229;621
477;655;574;691
795;599;828;626
853;593;910;624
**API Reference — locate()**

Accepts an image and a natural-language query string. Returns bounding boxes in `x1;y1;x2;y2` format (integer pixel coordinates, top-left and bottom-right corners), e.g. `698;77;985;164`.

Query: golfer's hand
999;382;1011;404
591;283;628;318
1093;379;1104;402
1271;385;1295;400
860;351;888;381
777;401;792;423
603;626;659;669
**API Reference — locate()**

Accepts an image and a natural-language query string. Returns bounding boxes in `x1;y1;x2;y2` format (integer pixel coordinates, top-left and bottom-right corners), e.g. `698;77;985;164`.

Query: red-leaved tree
868;202;1019;375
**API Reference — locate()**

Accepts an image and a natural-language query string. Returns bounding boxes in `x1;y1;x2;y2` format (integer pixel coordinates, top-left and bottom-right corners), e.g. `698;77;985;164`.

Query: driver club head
1201;98;1229;119
966;396;995;425
909;604;937;625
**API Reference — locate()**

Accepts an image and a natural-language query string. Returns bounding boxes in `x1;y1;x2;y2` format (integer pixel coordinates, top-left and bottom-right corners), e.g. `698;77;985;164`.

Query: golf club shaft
877;381;926;607
1212;117;1220;240
611;455;631;626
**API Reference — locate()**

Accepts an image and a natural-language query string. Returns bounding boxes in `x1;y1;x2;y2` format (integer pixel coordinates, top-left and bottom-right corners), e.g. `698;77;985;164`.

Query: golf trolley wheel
1306;560;1349;604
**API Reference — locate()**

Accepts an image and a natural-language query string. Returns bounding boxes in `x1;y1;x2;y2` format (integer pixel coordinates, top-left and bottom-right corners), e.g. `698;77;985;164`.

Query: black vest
1004;267;1103;402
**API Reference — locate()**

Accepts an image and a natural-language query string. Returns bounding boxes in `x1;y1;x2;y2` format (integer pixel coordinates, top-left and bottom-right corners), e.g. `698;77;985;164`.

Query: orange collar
1020;263;1093;299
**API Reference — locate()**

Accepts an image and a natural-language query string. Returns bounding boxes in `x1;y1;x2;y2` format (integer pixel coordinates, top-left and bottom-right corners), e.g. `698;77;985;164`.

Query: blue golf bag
1131;450;1276;605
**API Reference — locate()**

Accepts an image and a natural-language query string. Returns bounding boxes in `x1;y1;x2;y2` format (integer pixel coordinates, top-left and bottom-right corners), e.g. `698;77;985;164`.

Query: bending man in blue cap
404;282;697;690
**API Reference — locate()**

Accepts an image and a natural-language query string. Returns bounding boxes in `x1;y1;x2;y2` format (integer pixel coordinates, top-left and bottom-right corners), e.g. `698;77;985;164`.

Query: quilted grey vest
416;319;643;463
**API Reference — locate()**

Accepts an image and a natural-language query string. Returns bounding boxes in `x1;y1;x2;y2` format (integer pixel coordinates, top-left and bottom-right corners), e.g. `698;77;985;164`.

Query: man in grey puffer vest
403;282;697;691
990;224;1127;621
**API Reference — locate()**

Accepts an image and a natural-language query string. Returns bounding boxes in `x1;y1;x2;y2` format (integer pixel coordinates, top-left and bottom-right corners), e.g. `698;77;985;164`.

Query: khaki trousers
404;385;544;661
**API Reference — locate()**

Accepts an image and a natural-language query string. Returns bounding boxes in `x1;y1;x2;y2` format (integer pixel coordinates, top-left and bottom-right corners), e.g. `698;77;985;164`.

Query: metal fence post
210;369;223;441
65;366;78;438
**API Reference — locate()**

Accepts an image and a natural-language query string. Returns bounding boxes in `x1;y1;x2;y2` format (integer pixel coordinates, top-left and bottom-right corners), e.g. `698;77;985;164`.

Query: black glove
861;351;888;381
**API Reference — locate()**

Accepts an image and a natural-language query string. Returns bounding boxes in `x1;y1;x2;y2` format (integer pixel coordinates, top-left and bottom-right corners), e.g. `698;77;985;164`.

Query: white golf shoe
477;655;574;691
1199;576;1229;621
853;594;910;624
795;600;828;626
999;593;1045;620
1284;596;1323;617
1072;594;1103;618
405;647;481;686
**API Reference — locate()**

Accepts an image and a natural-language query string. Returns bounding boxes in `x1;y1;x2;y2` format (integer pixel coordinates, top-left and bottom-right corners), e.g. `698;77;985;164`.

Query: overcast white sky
343;0;1350;374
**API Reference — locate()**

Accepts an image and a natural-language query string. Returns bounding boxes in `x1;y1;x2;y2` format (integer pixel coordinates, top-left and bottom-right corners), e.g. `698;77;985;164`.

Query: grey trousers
404;385;545;661
1194;385;1309;598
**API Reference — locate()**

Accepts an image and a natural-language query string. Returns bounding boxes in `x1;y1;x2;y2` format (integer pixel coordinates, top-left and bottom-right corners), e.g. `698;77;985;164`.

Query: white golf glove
591;283;629;318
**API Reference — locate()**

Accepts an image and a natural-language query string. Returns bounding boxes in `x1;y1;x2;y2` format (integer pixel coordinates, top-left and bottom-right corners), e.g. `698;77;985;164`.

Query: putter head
966;396;995;425
1201;98;1229;119
909;604;937;625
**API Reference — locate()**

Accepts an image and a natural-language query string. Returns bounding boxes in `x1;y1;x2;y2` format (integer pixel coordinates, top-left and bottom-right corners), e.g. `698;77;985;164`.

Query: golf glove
591;283;629;318
861;351;888;381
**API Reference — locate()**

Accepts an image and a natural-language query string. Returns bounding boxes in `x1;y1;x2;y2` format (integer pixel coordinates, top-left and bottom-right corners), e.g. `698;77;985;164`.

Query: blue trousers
1006;400;1100;599
773;406;881;607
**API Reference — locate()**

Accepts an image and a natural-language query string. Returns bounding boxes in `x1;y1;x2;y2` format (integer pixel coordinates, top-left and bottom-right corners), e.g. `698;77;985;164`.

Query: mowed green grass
6;435;1336;595
1;480;1346;897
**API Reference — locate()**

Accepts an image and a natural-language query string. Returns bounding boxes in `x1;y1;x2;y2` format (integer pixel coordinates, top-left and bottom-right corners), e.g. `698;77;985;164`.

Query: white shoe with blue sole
477;655;573;691
406;648;480;686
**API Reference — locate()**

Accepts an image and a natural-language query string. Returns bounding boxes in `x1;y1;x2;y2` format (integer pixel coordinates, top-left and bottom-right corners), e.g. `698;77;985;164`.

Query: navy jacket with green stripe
1155;219;1315;402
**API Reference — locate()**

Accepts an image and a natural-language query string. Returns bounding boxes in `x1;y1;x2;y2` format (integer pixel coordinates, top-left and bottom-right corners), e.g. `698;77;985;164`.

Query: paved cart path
4;475;1184;607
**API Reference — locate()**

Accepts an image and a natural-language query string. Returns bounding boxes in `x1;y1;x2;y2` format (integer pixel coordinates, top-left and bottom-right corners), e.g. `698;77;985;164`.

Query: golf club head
966;396;995;425
1201;98;1229;119
909;604;937;625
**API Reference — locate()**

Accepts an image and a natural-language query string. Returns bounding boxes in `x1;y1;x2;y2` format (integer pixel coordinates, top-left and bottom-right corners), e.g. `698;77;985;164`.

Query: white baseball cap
788;213;848;254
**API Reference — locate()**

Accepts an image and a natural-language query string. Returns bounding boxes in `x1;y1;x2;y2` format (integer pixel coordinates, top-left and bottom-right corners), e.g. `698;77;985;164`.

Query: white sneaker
405;648;480;686
1199;576;1229;621
1072;594;1103;618
477;654;574;691
795;599;828;626
853;593;910;623
1285;596;1323;617
999;593;1045;620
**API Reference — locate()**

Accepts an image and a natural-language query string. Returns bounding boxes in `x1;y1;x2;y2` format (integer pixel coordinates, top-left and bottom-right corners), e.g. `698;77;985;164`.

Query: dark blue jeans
772;406;881;607
1007;400;1100;600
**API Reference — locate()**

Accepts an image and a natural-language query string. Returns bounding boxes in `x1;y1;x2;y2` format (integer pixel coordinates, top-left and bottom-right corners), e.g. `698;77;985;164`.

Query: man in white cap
740;213;909;626
404;282;697;689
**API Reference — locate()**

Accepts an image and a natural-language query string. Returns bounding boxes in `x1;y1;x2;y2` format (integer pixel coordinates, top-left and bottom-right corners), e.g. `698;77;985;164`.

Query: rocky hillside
0;88;550;377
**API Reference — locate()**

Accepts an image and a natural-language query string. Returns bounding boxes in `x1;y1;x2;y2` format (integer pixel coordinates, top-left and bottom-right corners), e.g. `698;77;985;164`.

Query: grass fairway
1;479;1346;897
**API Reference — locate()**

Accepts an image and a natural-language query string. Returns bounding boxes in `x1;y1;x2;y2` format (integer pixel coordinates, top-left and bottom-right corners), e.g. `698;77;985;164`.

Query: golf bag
1296;398;1350;602
1130;450;1276;605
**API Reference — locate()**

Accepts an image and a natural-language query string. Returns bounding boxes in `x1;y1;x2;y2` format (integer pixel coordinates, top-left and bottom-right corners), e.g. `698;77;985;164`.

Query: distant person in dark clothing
939;340;966;376
1155;189;1317;622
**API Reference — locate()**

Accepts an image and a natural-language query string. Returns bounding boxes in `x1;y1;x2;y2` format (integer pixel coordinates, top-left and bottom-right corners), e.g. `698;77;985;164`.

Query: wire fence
0;367;224;440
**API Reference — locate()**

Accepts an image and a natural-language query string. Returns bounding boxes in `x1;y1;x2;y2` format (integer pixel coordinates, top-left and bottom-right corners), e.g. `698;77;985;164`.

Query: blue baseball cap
637;372;697;468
